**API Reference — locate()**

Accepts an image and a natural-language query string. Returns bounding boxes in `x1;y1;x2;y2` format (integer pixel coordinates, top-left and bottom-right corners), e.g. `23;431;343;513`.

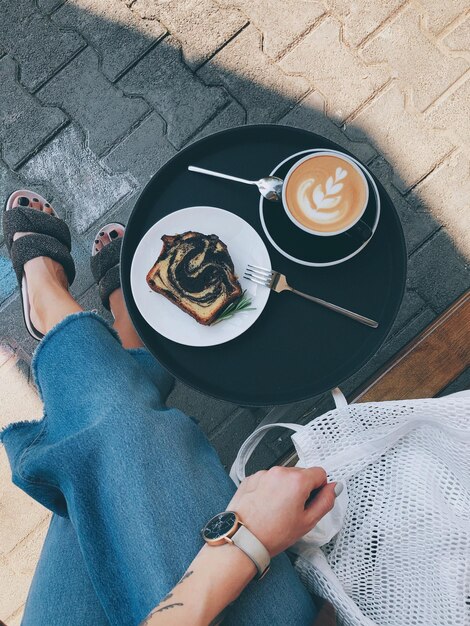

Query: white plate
130;206;271;347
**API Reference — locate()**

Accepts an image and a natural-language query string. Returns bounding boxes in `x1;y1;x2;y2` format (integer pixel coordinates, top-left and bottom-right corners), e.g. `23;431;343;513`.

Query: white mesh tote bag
230;390;470;626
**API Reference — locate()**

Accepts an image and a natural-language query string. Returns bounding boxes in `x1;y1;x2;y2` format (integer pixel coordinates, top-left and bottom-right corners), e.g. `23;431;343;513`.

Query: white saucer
130;206;271;347
259;148;381;267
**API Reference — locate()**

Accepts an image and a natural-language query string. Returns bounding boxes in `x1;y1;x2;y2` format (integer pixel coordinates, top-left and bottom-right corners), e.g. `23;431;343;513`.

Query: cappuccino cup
282;152;369;237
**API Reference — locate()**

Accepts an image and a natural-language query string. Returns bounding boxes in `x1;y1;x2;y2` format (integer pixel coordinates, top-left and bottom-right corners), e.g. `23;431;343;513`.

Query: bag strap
229;387;348;484
229;422;303;484
331;386;347;408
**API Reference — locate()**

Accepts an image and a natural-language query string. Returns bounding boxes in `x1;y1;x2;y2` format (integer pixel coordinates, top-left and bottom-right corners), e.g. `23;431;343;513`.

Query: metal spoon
188;165;283;202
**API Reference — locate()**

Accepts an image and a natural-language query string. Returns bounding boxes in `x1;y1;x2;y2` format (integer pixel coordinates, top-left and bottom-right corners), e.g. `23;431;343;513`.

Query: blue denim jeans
1;313;317;626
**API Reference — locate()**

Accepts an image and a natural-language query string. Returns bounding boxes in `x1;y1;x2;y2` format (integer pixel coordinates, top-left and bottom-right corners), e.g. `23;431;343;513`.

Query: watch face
203;511;237;541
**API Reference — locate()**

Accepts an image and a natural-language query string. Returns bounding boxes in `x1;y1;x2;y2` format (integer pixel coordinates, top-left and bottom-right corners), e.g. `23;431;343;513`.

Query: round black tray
121;124;407;406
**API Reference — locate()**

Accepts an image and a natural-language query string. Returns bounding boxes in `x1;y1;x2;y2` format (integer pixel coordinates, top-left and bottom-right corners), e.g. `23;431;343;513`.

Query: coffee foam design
297;167;349;224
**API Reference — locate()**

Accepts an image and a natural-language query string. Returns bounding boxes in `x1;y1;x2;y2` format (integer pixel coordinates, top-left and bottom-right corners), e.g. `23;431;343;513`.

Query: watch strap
231;524;270;579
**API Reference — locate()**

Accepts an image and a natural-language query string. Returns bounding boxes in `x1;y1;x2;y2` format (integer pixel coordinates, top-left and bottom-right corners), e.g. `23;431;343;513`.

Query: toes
12;193;55;214
94;232;110;252
15;196;30;208
115;225;125;239
93;225;125;254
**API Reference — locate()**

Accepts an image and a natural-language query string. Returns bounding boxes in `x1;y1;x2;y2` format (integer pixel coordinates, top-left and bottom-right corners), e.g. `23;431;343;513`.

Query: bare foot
11;193;81;334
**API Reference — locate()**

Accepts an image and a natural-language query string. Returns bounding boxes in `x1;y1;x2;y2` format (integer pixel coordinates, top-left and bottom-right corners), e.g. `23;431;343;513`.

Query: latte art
297;166;350;224
284;154;368;235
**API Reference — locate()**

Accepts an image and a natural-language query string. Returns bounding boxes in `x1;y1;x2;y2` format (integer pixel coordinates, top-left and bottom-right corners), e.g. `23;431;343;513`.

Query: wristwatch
201;511;271;580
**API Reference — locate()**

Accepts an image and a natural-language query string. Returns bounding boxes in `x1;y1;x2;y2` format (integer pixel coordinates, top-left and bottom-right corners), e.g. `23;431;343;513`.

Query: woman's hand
143;467;339;625
227;466;339;557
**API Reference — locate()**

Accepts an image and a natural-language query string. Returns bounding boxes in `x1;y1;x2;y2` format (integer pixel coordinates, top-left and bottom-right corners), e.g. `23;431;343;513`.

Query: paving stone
37;0;66;12
362;6;468;112
20;126;135;235
0;343;15;368
413;150;470;258
408;229;469;314
368;157;439;253
208;406;266;468
13;612;26;626
103;113;176;185
280;17;388;123
77;284;113;323
53;0;166;82
0;0;36;22
131;0;247;69
0;161;22;197
0;556;25;620
0;163;24;246
216;0;326;59
326;0;403;47
278;91;377;164
3;517;49;617
0;4;84;91
387;282;430;334
0;245;17;306
119;38;228;148
420;0;469;34
426;78;470;156
6;607;23;626
0;373;45;559
68;233;96;300
37;48;149;157
0;294;39;357
189;100;246;142
97;192;141;236
167;381;239;434
0;56;67;169
198;26;309;123
347;84;453;191
443;17;470;54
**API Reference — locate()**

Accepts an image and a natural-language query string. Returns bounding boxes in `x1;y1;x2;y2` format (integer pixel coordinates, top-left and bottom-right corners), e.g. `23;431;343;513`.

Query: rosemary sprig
212;290;256;324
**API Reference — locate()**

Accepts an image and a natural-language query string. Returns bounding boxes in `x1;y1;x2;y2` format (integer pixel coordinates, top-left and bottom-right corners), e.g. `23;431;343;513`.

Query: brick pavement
0;1;469;622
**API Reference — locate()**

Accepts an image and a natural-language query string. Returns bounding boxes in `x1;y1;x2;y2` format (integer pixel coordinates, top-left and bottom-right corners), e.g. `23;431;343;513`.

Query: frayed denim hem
0;417;44;444
1;312;127;447
31;311;121;403
0;312;171;448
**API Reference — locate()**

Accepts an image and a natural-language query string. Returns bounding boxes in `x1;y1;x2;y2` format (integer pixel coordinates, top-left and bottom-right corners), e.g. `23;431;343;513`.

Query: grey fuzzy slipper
90;223;125;312
3;190;75;341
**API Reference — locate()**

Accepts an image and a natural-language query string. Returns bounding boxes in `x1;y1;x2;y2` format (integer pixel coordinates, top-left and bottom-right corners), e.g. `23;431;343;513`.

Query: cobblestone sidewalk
1;0;469;622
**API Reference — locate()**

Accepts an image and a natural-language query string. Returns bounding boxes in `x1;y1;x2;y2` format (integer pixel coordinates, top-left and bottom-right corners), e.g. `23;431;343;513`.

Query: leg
3;315;316;626
22;515;109;626
110;287;143;349
95;226;174;397
110;287;175;401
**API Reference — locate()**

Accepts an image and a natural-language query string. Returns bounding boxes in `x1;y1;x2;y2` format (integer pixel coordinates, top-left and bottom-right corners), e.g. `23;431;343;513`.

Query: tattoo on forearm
141;571;194;624
176;570;194;586
154;602;184;613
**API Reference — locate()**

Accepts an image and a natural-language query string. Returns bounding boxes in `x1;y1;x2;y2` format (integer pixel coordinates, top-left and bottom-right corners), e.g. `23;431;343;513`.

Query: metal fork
244;264;379;328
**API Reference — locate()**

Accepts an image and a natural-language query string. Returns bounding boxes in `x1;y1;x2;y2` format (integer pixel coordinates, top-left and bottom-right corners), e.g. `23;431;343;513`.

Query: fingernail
334;482;344;497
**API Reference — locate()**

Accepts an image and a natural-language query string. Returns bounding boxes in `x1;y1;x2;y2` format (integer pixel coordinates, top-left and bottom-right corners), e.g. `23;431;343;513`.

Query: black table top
121;124;407;406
